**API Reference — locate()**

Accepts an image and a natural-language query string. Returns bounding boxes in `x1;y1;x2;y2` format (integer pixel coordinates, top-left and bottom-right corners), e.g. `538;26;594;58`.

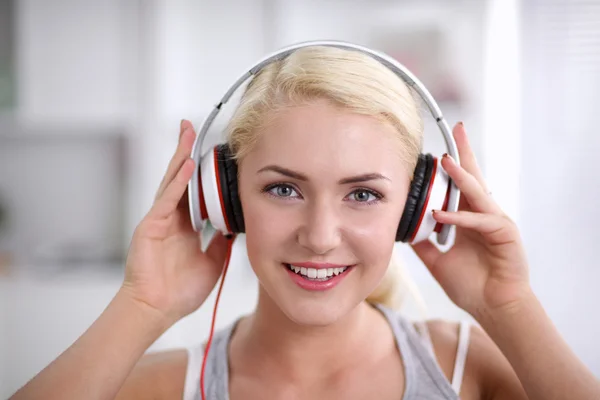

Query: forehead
243;100;406;178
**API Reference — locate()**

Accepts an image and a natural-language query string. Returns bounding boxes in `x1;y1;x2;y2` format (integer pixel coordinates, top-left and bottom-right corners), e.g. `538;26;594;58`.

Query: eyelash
261;183;383;205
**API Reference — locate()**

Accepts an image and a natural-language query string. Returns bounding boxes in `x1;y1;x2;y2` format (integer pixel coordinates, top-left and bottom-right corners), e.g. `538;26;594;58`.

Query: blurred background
0;0;599;396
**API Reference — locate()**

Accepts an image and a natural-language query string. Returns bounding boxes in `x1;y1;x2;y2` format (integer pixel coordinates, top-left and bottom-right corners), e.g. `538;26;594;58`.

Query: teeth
287;264;349;279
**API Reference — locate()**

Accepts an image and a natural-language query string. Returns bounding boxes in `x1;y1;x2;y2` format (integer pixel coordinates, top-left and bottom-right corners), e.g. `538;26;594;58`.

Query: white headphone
188;40;460;245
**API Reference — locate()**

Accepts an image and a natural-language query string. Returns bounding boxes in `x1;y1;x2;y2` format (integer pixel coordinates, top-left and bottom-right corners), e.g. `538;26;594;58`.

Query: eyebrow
257;165;391;184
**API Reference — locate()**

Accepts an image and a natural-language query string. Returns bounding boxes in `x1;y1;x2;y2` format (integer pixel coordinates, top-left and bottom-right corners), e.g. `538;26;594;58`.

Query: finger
453;122;489;193
150;157;195;219
410;238;443;271
179;119;189;140
158;120;195;196
432;209;515;245
442;153;502;215
155;120;187;198
155;120;196;200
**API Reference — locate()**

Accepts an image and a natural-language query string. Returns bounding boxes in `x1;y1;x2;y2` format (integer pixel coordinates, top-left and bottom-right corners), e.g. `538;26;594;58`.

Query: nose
297;200;342;255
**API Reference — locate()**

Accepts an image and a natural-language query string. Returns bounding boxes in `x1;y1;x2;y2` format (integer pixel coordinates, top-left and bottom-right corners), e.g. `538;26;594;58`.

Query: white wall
1;1;141;396
519;0;600;375
14;0;137;127
127;0;270;236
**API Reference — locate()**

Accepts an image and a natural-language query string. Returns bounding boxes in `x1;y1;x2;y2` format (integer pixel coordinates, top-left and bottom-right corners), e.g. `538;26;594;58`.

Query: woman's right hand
120;119;230;328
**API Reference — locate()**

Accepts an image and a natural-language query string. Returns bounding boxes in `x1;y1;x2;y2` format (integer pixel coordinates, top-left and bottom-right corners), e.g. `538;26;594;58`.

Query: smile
286;264;349;281
283;262;354;291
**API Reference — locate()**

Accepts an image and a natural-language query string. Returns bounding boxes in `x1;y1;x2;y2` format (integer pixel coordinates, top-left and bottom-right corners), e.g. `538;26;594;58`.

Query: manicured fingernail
442;153;454;162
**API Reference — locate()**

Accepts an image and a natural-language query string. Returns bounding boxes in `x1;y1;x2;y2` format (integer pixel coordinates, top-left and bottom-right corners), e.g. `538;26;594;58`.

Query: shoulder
422;320;467;379
114;348;189;399
423;319;527;400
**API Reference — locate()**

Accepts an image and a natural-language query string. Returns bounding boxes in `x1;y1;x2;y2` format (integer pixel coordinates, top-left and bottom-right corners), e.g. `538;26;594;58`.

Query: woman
11;46;599;400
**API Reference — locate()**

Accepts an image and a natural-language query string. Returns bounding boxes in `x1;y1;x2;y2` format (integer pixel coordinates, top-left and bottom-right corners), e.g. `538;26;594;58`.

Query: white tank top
183;303;471;400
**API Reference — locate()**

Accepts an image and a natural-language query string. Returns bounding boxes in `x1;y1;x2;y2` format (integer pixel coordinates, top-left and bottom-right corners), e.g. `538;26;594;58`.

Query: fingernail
442;153;449;159
180;119;185;130
458;121;464;127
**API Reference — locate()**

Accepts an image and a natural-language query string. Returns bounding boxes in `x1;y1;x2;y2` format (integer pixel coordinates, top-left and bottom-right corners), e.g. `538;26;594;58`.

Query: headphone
188;40;461;246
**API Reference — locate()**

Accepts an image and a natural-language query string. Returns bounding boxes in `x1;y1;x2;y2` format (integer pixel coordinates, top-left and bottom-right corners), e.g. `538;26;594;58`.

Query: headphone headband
189;40;460;245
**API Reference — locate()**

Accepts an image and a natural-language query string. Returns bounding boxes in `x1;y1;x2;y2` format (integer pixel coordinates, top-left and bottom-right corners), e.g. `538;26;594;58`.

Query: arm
10;289;167;400
478;292;600;400
10;120;228;399
411;122;600;400
114;348;188;399
425;320;527;400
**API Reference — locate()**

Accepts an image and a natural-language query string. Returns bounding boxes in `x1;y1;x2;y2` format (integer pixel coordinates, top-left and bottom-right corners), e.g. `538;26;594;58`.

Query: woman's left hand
411;122;532;320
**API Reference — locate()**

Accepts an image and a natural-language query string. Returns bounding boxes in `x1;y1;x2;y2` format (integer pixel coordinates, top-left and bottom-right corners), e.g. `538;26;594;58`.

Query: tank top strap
183;320;238;400
413;317;472;395
373;303;459;399
372;303;417;399
451;320;472;394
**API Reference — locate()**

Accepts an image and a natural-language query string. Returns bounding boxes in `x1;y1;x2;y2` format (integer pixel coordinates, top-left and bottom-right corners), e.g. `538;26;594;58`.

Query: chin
280;297;353;327
267;278;367;327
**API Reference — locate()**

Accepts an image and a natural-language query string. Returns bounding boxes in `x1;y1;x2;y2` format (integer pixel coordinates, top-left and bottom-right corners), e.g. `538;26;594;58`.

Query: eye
264;183;300;199
347;189;382;204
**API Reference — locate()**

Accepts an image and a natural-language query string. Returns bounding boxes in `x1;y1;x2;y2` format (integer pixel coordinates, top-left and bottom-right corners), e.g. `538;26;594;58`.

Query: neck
230;287;390;382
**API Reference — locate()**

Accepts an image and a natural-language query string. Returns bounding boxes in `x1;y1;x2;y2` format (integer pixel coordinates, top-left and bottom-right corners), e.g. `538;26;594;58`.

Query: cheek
239;189;296;262
339;200;405;283
344;209;399;263
345;197;404;238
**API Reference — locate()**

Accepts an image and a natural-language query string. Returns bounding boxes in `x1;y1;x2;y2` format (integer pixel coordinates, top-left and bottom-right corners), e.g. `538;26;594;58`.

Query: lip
283;262;354;291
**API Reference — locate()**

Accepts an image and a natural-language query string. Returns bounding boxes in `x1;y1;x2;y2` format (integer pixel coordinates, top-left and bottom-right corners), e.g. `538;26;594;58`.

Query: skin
9;100;600;400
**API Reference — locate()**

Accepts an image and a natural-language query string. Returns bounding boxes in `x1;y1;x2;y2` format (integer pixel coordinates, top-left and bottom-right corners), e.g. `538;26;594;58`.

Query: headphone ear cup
396;154;434;242
215;144;245;233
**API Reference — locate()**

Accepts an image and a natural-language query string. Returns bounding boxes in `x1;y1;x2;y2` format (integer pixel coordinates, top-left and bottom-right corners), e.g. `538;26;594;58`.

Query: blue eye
266;184;300;199
347;189;381;204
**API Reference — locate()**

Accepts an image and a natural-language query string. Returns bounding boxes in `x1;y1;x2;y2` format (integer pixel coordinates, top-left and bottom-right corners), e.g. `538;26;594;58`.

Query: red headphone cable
200;234;236;400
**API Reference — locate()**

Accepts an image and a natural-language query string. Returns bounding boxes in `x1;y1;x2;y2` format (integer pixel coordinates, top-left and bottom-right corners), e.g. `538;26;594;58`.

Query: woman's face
238;99;411;326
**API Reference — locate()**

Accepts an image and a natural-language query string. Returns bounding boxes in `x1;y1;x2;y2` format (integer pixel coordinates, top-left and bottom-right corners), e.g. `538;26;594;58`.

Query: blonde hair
225;46;424;310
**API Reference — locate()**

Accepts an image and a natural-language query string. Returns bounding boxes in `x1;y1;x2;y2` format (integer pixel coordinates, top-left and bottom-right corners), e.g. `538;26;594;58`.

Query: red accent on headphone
198;168;208;221
434;176;452;234
410;157;438;243
213;148;232;233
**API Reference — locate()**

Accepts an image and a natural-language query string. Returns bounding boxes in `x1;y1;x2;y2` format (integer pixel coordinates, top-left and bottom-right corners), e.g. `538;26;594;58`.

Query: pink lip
286;261;348;269
283;263;354;291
